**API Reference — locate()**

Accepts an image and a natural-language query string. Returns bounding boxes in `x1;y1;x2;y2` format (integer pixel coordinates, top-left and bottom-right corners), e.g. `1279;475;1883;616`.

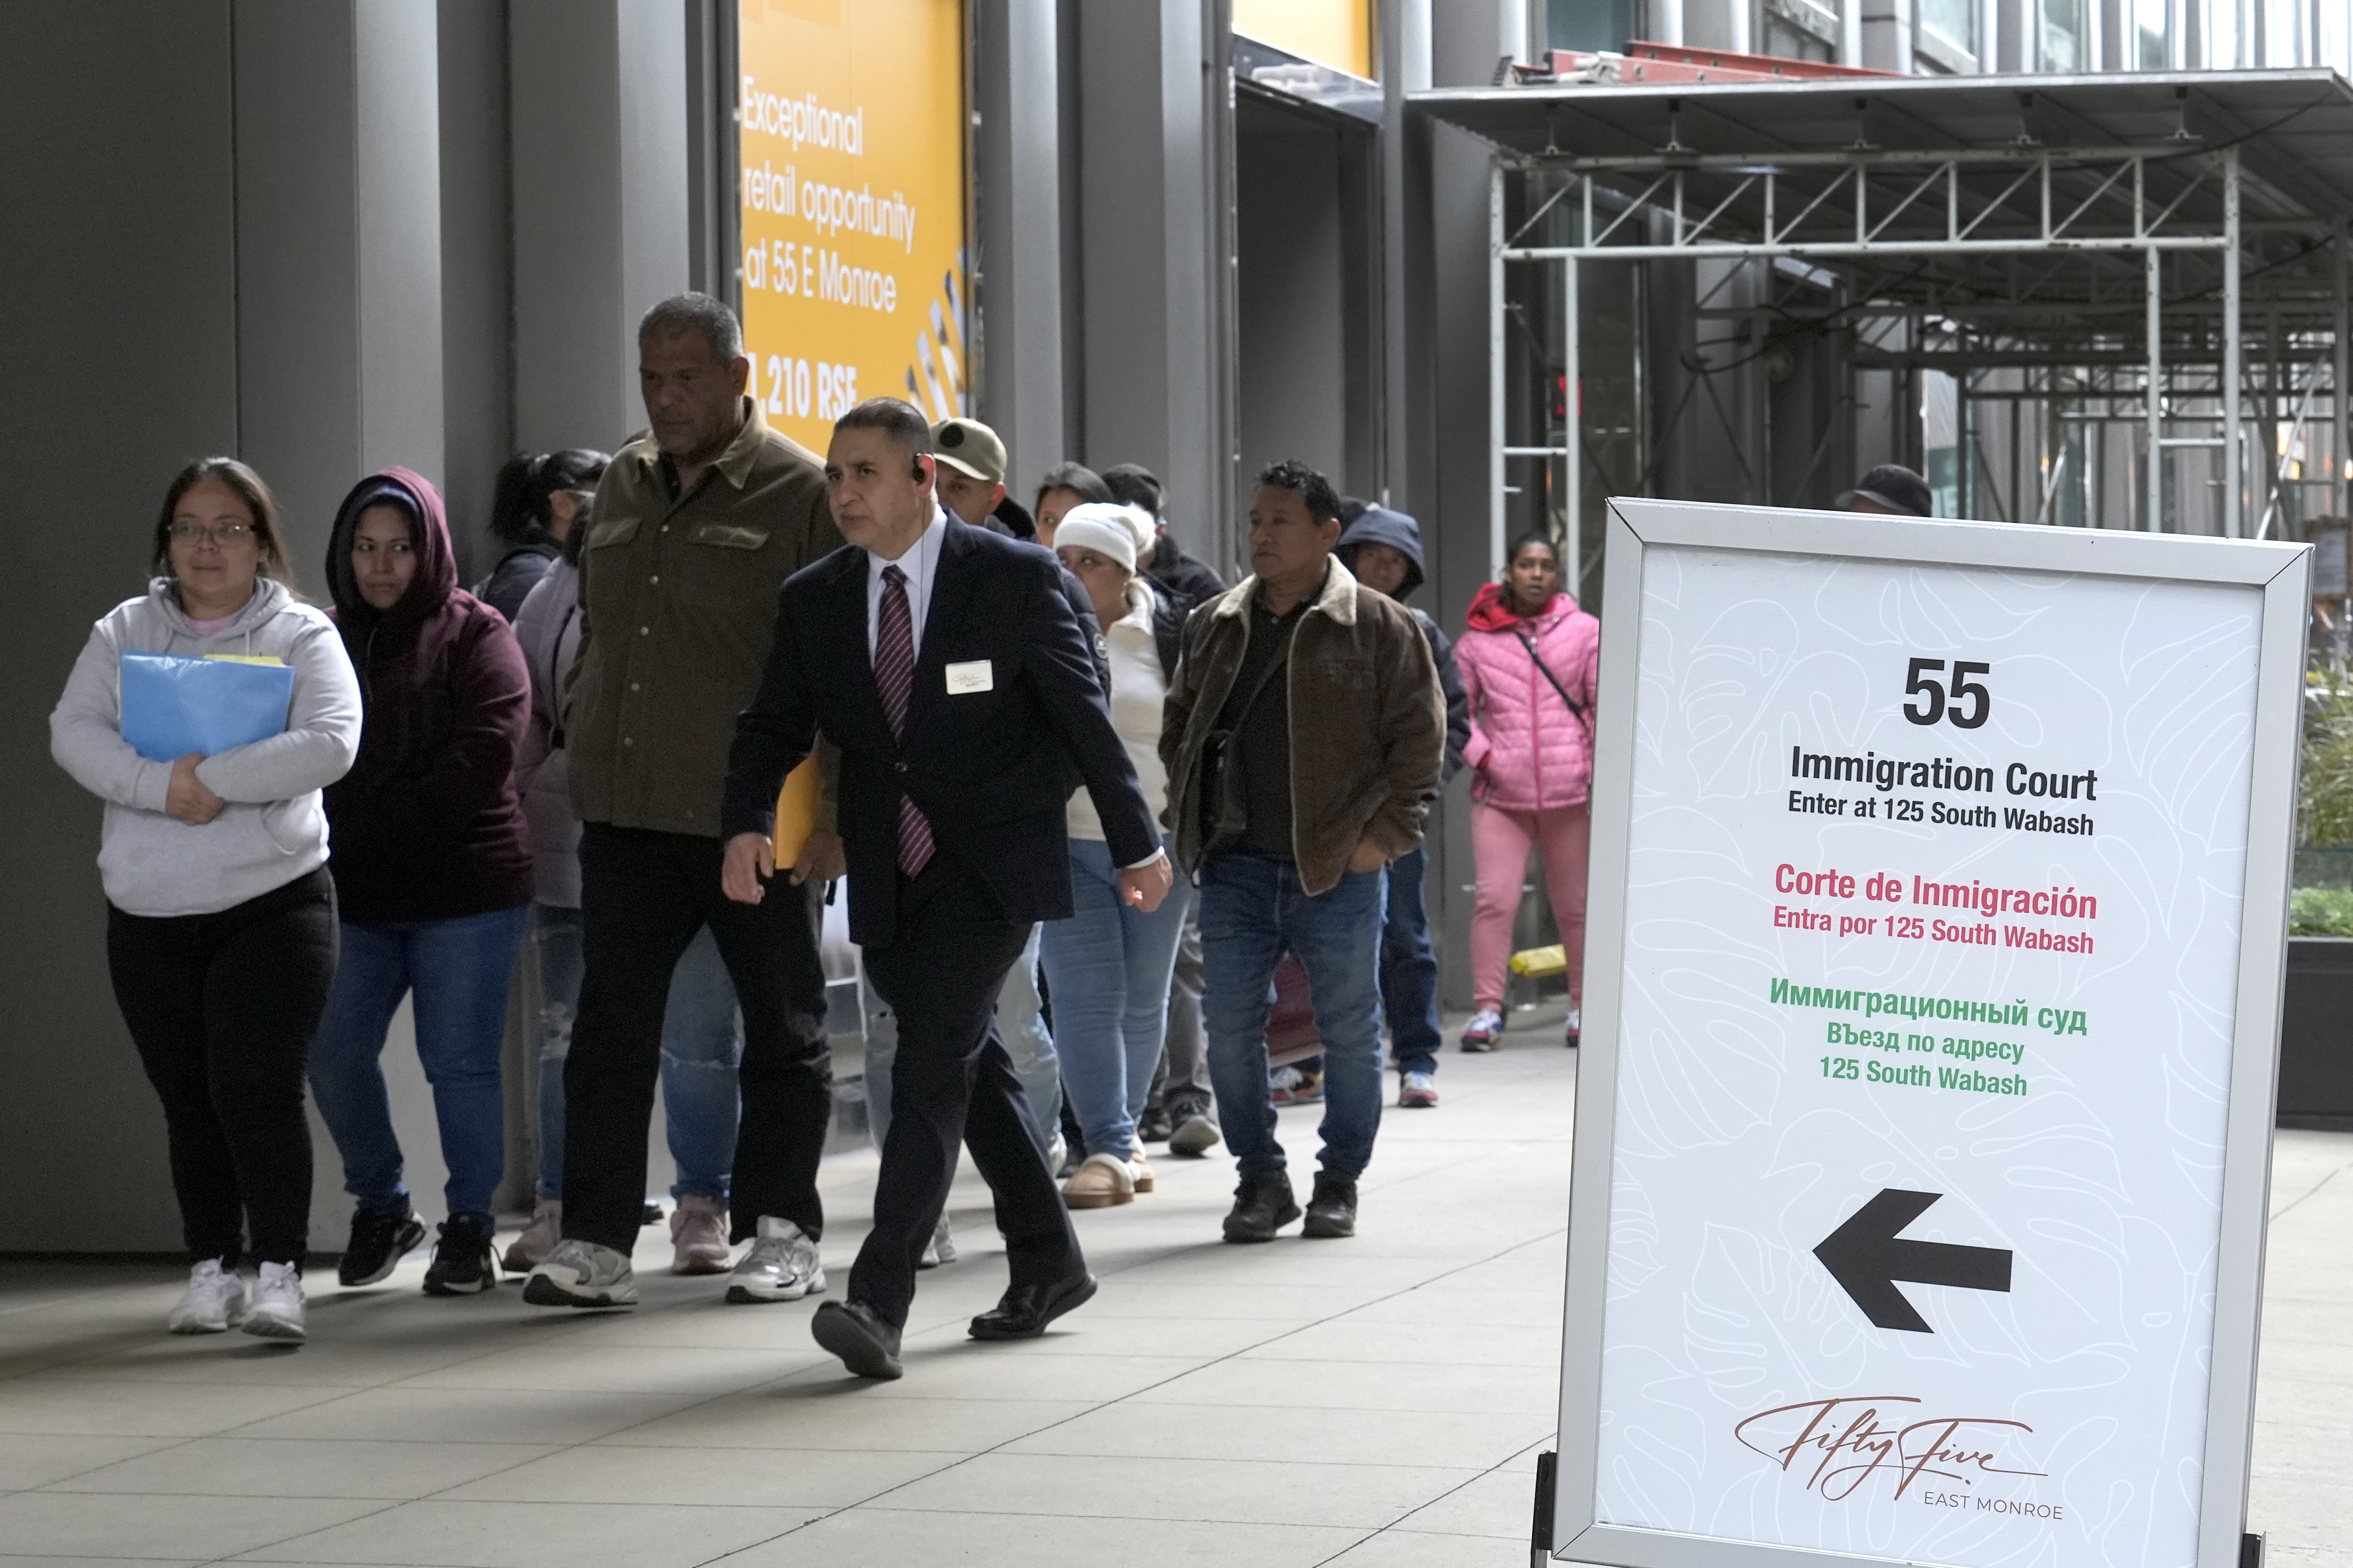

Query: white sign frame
1551;499;2311;1568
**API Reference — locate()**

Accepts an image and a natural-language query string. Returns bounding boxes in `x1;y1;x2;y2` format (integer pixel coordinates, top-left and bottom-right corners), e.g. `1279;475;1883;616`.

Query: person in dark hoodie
307;468;535;1296
1336;504;1470;1108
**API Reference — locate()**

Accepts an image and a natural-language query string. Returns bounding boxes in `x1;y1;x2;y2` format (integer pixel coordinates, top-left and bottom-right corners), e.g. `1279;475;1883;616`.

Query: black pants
563;824;833;1253
106;867;338;1267
856;857;1082;1328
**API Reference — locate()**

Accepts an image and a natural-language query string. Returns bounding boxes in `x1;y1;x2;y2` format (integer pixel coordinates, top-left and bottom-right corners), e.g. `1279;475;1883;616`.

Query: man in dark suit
721;397;1172;1380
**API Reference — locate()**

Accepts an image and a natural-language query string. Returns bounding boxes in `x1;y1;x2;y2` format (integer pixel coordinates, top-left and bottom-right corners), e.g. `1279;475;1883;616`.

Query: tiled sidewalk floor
0;1005;2344;1566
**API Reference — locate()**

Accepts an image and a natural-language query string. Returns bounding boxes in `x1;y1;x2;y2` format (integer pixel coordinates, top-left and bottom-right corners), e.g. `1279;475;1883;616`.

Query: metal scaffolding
1423;69;2353;579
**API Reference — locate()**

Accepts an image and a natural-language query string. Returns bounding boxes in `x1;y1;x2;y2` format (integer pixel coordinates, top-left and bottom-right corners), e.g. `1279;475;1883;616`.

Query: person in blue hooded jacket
1336;504;1469;1108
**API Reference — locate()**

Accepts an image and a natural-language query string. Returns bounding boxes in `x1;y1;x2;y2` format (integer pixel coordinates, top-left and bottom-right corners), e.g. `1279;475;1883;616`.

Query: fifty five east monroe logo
1732;1397;2061;1520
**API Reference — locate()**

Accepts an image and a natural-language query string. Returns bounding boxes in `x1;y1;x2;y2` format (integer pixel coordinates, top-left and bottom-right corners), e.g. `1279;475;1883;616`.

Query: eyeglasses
166;522;255;546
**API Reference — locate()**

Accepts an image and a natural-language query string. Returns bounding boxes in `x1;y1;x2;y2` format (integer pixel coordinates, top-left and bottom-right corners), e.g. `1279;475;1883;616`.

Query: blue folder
119;652;296;762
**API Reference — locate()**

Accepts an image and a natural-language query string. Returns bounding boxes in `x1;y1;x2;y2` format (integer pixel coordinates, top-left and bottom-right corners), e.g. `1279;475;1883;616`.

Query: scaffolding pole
2225;148;2244;537
1564;253;1582;594
1490;163;1506;581
2147;246;2163;532
2338;217;2349;516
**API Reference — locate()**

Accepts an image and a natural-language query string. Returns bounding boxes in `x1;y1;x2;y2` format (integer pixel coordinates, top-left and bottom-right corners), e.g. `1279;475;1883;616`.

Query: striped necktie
875;564;934;877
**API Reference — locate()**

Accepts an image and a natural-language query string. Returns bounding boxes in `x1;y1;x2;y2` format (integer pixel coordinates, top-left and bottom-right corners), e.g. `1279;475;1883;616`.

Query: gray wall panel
438;0;516;579
0;4;242;1251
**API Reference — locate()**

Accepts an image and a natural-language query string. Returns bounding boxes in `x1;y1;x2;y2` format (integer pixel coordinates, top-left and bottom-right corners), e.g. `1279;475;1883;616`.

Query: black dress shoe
811;1299;903;1379
1221;1172;1300;1243
1301;1173;1358;1238
969;1269;1097;1341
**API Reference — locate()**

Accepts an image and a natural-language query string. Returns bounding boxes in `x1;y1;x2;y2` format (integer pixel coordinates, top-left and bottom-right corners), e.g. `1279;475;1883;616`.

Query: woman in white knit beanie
1038;502;1192;1208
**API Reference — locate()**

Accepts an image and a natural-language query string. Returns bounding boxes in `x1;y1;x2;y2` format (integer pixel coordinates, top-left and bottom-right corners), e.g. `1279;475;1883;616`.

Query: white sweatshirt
1067;578;1170;843
50;577;363;918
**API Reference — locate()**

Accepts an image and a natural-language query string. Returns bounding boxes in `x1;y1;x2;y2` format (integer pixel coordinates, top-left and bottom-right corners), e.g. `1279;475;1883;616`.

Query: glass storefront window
1920;0;1977;55
2041;0;2084;71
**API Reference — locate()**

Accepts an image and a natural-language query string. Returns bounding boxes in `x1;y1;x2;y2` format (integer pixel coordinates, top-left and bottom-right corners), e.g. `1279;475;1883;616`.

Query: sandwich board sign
1551;500;2308;1568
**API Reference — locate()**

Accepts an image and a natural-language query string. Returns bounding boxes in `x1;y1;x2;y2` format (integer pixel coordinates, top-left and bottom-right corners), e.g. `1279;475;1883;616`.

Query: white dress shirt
863;505;950;664
865;504;1167;876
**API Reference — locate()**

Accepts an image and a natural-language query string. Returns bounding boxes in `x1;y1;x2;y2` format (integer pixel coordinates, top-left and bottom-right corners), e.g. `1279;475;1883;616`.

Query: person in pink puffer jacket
1454;531;1599;1050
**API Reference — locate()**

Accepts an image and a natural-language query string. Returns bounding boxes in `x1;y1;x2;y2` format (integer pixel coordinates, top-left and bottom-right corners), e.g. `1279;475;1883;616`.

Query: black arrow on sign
1813;1188;2012;1333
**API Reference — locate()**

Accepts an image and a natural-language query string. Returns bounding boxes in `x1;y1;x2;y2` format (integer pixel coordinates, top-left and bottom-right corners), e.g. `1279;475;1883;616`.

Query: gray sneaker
919;1212;957;1270
1168;1112;1222;1158
727;1215;826;1303
522;1239;639;1308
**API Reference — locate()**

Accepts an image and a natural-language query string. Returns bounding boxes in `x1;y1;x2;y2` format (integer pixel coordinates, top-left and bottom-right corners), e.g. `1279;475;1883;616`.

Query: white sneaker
242;1262;306;1341
1460;1008;1504;1052
1047;1131;1070;1177
919;1212;957;1270
726;1215;826;1303
522;1238;639;1308
1564;1006;1581;1047
167;1259;246;1334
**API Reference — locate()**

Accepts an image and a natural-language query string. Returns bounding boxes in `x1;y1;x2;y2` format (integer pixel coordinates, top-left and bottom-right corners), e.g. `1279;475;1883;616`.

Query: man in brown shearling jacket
1160;459;1444;1246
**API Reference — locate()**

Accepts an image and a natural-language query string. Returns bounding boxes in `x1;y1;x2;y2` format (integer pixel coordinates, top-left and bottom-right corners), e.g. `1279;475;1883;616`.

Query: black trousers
563;824;833;1253
855;856;1082;1328
106;867;338;1267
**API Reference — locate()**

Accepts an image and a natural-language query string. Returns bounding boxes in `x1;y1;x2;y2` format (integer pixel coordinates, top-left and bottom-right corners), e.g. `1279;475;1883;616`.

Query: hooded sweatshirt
1335;507;1471;784
323;468;533;923
50;575;362;918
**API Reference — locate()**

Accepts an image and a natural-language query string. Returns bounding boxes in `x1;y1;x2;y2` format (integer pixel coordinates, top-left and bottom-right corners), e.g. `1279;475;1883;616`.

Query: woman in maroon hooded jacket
307;469;534;1296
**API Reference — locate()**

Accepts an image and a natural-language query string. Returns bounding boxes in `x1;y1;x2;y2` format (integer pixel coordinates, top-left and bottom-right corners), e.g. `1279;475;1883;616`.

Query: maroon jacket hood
326;466;459;629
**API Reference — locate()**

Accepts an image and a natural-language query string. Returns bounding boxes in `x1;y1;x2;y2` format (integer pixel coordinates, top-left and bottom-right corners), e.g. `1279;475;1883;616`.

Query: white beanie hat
1052;503;1137;572
1118;502;1158;557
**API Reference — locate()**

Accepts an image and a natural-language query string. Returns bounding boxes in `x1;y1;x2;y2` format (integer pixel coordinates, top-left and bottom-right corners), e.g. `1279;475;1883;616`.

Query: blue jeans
1381;847;1443;1075
530;905;742;1202
1039;836;1190;1161
865;922;1060;1155
1198;852;1388;1182
308;906;528;1224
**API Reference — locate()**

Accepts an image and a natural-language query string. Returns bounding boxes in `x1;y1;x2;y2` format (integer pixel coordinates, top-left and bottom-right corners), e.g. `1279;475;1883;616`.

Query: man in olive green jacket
1159;459;1443;1248
525;293;845;1314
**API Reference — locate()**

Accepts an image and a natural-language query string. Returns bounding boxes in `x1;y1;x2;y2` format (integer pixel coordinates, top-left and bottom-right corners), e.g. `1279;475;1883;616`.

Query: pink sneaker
670;1194;733;1275
502;1198;561;1273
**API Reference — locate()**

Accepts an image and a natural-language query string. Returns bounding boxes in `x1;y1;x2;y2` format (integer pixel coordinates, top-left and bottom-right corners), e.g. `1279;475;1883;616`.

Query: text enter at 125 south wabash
1785;659;2099;837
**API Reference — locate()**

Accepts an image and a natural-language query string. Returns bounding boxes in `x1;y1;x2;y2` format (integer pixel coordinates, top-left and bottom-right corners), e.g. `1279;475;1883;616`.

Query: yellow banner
737;0;968;455
1232;0;1376;79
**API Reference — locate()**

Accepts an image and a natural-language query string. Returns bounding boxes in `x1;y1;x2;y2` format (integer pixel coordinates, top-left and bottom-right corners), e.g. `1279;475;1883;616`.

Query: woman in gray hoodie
49;459;362;1343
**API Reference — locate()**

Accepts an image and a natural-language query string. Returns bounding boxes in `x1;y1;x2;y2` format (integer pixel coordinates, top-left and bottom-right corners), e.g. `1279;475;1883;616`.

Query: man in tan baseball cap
931;417;1010;529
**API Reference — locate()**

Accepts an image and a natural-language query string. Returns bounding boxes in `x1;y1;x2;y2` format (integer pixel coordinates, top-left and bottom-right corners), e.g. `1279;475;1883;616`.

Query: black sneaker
339;1205;427;1287
422;1213;497;1295
1302;1173;1358;1238
1135;1105;1175;1144
1221;1173;1300;1243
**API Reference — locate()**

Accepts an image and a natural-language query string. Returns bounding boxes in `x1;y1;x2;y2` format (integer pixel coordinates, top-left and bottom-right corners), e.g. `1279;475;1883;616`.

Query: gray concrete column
974;0;1068;494
0;2;242;1252
1425;0;1526;1012
235;0;447;566
510;0;691;456
436;0;516;577
1077;0;1225;567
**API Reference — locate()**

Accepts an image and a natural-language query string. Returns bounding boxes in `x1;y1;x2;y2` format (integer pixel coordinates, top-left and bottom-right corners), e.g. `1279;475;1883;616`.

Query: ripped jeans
529;903;741;1202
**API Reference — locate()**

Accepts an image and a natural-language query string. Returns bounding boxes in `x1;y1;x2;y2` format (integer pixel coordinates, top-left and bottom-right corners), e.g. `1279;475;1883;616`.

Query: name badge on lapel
944;660;994;695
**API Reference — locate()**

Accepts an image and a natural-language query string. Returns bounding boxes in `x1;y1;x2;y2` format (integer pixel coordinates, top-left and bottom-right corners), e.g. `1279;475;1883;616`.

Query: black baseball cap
1837;465;1932;518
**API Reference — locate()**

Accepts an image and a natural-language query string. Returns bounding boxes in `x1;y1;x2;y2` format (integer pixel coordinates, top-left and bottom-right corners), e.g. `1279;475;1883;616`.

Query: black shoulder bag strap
1516;626;1589;733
